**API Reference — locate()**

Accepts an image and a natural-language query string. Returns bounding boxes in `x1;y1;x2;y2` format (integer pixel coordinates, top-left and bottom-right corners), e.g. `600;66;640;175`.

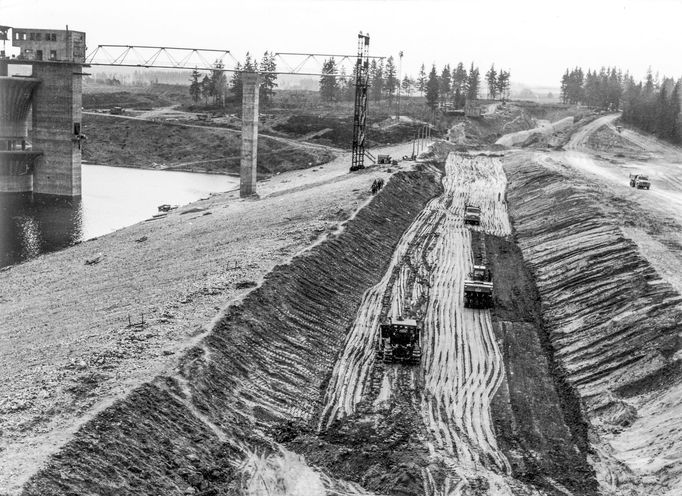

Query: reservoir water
0;165;239;268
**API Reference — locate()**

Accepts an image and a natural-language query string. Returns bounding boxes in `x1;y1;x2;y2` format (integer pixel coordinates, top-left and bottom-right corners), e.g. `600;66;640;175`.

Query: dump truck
464;204;482;226
629;173;651;189
376;317;422;364
464;265;493;308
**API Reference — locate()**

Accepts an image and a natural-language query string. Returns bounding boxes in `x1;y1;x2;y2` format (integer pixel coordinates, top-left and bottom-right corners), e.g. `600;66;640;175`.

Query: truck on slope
629;173;651;190
376;317;422;364
464;265;493;308
464;204;482;226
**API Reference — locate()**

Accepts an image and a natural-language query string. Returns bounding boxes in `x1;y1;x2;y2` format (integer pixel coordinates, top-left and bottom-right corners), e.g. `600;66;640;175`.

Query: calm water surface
0;165;239;268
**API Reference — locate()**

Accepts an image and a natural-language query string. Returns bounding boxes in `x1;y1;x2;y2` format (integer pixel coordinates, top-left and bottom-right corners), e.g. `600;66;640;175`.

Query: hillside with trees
560;67;682;143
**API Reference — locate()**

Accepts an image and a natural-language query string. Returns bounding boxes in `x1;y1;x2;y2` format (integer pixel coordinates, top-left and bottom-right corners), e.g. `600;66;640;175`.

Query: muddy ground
485;233;598;495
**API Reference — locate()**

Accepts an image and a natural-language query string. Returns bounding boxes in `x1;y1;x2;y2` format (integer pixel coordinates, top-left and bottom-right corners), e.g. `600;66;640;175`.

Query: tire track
320;154;516;493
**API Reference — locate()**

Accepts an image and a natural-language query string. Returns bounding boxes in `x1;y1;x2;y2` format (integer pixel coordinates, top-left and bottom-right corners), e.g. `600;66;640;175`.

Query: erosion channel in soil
19;152;606;496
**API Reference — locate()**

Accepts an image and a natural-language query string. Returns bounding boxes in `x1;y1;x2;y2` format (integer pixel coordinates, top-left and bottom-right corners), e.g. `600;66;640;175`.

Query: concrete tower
31;62;83;196
240;72;260;197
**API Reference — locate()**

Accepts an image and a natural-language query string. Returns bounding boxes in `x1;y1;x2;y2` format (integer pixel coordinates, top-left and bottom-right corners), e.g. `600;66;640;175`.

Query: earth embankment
503;152;682;495
20;170;442;495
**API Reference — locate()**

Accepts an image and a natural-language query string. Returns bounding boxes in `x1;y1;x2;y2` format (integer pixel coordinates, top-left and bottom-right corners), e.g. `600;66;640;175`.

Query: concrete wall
0;172;32;193
31;63;82;197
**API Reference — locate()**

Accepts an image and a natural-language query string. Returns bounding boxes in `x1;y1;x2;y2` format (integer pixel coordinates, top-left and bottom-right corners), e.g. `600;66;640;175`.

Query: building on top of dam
0;25;86;197
10;26;86;63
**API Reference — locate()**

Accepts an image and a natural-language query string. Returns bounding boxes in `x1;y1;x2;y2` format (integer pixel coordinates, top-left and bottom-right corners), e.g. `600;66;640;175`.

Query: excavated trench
22;150;657;496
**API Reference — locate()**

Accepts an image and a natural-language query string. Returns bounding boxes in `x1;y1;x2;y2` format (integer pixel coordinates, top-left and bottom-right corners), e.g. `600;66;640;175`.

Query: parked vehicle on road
629;173;651;189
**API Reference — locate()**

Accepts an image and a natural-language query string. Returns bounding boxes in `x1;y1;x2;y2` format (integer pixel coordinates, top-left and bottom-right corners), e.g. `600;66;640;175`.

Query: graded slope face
19;169;443;496
17;151;601;495
504;152;682;496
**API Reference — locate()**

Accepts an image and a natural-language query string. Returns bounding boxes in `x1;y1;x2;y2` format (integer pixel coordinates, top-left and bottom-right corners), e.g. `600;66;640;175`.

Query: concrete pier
0;77;41;193
240;72;259;197
31;62;82;197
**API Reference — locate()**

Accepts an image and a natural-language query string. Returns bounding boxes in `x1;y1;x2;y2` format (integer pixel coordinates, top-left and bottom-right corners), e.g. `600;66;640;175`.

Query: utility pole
396;51;403;119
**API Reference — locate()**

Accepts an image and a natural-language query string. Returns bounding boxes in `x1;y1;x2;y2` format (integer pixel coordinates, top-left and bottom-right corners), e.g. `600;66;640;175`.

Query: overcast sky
2;0;681;87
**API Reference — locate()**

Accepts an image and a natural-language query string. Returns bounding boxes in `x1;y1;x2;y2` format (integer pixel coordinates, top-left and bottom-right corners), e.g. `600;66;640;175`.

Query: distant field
82;114;334;176
82;83;193;109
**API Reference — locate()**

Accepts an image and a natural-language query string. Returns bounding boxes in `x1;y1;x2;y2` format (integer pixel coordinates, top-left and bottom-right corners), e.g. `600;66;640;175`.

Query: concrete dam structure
0;25;86;197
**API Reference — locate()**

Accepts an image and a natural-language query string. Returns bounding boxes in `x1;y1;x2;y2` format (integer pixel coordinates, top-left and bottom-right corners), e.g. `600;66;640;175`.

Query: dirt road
84;110;342;154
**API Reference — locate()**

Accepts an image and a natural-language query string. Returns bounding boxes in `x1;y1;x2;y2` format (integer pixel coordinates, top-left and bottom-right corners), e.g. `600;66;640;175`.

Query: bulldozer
464;204;482;226
376;317;422;364
464;265;493;308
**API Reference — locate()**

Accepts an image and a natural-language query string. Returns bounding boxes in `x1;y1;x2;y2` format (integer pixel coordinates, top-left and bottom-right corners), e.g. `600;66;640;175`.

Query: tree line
318;58;510;110
188;51;278;107
560;66;682;143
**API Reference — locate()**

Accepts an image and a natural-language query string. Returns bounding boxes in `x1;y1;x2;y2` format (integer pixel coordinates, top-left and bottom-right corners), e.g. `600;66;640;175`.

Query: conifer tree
385;56;398;106
417;63;427;96
319;57;338;102
466;63;480;101
439;65;451;102
426;65;439;109
189;68;202;103
485;64;497;99
259;51;278;105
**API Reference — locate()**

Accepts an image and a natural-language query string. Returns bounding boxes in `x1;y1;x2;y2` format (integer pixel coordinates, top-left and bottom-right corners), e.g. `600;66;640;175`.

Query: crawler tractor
376;318;422;364
464;204;481;226
464;265;493;308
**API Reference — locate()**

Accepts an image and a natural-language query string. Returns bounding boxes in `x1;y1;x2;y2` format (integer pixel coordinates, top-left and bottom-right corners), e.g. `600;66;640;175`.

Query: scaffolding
350;32;370;172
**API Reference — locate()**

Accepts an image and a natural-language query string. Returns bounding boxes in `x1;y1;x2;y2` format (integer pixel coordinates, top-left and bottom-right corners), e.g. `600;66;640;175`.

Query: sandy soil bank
0;143;414;494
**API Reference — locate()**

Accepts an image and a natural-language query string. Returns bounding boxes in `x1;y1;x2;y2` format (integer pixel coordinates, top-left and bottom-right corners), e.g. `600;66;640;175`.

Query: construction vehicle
464;204;481;226
376;154;397;165
376;317;422;364
629;173;651;189
464;265;494;308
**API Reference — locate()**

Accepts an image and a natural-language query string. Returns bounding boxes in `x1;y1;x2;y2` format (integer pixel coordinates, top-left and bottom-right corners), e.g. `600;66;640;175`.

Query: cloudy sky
2;0;681;87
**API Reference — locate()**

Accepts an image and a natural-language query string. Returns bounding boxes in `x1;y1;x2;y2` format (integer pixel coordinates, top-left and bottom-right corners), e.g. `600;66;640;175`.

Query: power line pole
396;50;403;118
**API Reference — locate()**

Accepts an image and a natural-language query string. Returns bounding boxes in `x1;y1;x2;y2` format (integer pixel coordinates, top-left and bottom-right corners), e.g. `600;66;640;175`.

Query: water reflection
0;193;83;267
0;165;239;268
